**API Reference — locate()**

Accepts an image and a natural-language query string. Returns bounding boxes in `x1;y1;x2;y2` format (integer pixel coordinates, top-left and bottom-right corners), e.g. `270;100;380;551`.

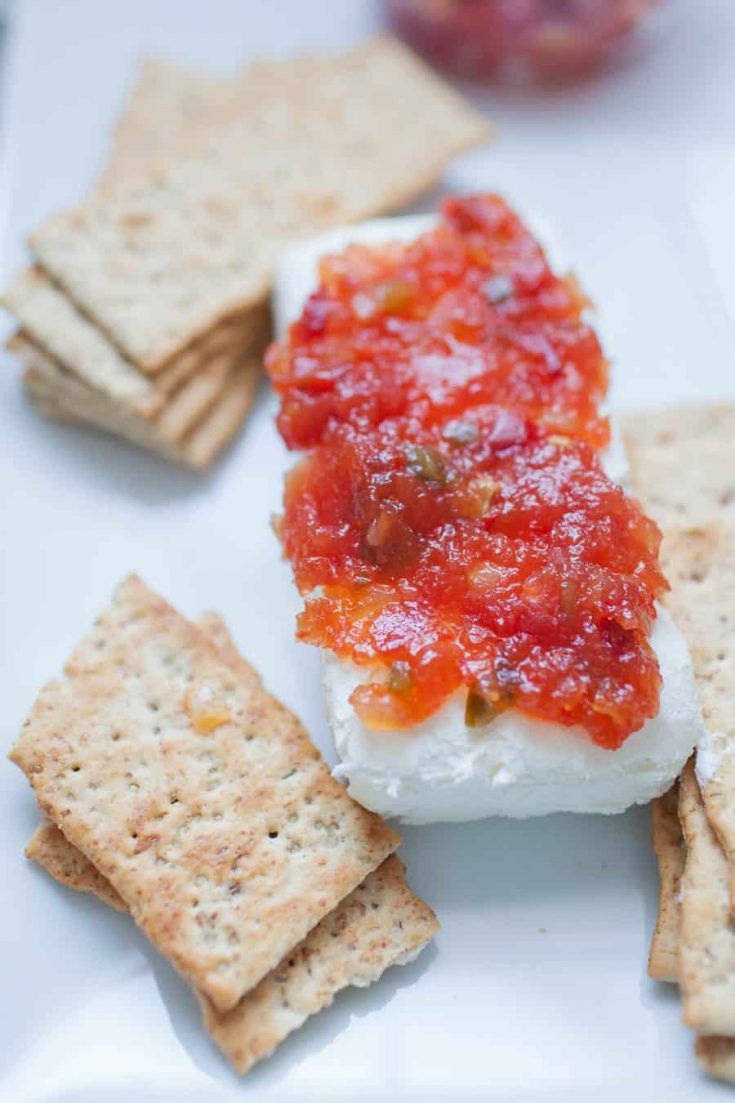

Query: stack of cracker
623;404;735;1084
9;576;438;1075
2;38;489;468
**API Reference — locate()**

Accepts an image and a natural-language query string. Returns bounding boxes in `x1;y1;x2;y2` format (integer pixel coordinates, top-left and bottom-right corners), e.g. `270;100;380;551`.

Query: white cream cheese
325;607;703;822
274;213;703;822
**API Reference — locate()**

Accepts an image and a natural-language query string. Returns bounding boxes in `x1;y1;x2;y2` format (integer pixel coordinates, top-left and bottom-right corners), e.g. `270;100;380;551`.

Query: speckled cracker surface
623;404;735;530
662;527;735;892
30;37;489;370
623;405;735;907
24;614;247;913
29;831;437;1075
201;855;438;1074
648;784;684;983
9;576;400;1011
678;762;735;1036
26;820;127;912
17;335;262;469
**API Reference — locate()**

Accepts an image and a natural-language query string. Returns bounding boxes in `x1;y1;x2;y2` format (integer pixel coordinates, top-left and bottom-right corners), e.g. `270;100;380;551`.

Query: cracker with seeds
623;405;735;908
30;37;490;371
624;404;735;530
26;820;127;912
9;576;400;1010
662;526;735;891
200;854;438;1074
27;828;436;1074
23;612;432;1076
25;613;255;911
3;270;268;421
648;783;685;983
18;337;262;468
678;761;735;1035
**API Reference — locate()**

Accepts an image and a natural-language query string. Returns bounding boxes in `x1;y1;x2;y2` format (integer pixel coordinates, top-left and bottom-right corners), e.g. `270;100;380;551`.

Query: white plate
2;2;735;1100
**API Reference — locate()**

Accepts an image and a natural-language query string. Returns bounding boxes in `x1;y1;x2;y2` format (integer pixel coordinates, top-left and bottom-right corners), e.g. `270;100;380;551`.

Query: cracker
24;614;433;1074
648;784;685;983
26;820;127;912
24;613;249;910
22;358;184;462
659;525;735;880
695;1036;735;1084
98;58;231;192
196;612;262;695
623;405;735;907
623;404;735;530
28;834;436;1074
677;761;735;1035
18;335;262;468
2;267;158;413
30;37;490;371
9;576;400;1011
3;269;266;419
200;854;438;1074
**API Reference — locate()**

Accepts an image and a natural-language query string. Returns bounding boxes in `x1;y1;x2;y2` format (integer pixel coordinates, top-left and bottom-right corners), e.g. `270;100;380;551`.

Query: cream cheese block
273;213;703;822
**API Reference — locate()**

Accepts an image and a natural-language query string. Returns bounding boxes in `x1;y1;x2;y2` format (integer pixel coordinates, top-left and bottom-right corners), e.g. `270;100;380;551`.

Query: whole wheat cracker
23;612;434;1074
677;760;735;1036
695;1036;735;1084
23;361;184;462
96;57;276;194
199;854;438;1074
9;575;400;1012
623;404;735;912
30;37;490;371
151;350;234;444
19;337;262;468
25;613;253;911
25;364;251;470
648;784;685;983
3;269;266;419
26;822;436;1074
26;820;127;912
13;327;243;447
659;525;735;880
2;267;157;412
98;58;229;193
623;404;735;530
182;366;261;469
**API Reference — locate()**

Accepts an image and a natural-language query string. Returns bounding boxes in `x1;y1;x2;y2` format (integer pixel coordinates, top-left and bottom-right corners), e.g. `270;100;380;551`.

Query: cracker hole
72;765;81;773
268;831;279;839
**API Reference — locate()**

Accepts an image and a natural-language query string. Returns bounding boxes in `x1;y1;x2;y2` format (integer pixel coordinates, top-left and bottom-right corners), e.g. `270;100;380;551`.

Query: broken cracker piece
9;575;400;1012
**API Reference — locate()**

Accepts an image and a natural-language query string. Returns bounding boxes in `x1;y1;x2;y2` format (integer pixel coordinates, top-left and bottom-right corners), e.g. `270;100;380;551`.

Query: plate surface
1;2;735;1100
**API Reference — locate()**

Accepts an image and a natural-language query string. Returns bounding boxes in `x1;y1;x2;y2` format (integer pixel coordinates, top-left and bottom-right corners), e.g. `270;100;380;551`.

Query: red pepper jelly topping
267;196;667;749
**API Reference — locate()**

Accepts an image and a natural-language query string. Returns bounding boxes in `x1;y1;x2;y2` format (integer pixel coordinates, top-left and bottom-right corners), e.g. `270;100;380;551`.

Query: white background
0;1;734;1101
